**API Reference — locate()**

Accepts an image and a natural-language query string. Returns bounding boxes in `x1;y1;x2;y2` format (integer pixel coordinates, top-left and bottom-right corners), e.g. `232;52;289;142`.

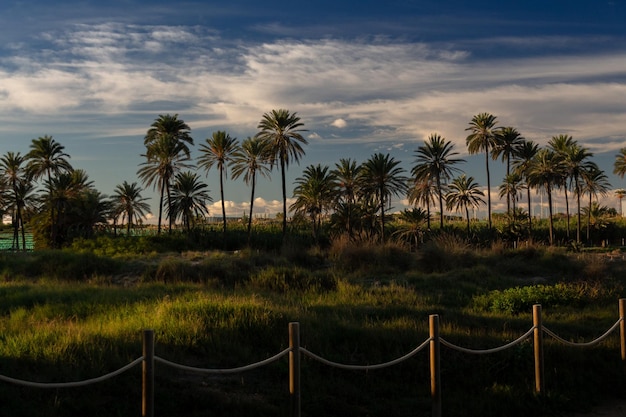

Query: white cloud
331;118;347;128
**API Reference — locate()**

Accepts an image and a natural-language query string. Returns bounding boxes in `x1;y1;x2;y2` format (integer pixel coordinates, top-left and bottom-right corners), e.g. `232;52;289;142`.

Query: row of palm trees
291;113;619;246
1;109;623;249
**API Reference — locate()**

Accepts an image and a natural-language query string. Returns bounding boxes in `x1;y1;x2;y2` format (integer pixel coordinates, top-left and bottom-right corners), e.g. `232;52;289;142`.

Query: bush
474;283;593;314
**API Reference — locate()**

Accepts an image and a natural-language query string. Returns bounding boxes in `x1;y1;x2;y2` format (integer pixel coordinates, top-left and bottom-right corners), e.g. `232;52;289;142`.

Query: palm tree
112;181;151;234
492;127;525;214
0;152;28;250
231;137;272;242
582;165;611;242
512;140;540;235
548;134;577;239
255;109;308;239
563;144;594;243
527;149;564;245
361;153;408;241
290;164;337;241
141;114;193;233
331;158;362;238
138;135;192;234
169;171;212;232
466;113;499;229
198;131;238;236
445;174;485;235
407;176;436;230
392;207;430;250
613;148;626;178
412;133;464;229
144;114;193;149
25;135;73;244
499;173;524;214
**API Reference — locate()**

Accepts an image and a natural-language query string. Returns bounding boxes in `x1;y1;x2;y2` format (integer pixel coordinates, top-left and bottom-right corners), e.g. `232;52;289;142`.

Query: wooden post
142;330;155;417
289;322;301;417
533;305;544;395
429;314;441;417
619;298;626;361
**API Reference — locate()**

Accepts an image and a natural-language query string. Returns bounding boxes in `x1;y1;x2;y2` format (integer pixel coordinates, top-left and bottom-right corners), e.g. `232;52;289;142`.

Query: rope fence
1;299;625;417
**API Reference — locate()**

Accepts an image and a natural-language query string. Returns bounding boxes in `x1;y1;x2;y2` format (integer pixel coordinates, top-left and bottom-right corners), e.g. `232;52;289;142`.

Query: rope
0;357;144;389
440;326;536;355
154;347;291;374
542;318;623;347
300;337;431;371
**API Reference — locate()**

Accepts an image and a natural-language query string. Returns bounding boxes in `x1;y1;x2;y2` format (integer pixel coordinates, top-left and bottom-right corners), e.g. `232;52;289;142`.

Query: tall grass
0;237;625;416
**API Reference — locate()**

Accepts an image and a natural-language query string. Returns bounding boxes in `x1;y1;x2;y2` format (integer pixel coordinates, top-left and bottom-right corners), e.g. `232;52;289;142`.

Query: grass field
0;234;624;416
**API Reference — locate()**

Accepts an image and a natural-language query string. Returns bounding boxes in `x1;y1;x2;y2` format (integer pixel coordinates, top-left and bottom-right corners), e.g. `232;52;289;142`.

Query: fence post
142;329;155;417
289;322;301;417
617;297;626;388
533;305;544;395
429;314;441;417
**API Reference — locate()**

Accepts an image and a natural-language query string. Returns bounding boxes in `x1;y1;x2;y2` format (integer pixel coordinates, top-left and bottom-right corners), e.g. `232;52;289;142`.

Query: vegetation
0;235;625;416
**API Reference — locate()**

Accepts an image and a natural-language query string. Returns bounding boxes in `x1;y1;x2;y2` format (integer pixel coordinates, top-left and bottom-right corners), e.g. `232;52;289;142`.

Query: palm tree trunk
465;206;470;236
576;182;582;244
247;175;256;244
379;184;385;242
157;182;165;234
220;169;226;236
526;186;532;237
485;149;492;230
564;187;570;239
280;157;287;239
437;175;444;229
547;185;554;246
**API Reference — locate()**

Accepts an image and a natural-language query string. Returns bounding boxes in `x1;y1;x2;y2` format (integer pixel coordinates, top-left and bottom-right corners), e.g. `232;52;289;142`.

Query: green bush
474;283;589;314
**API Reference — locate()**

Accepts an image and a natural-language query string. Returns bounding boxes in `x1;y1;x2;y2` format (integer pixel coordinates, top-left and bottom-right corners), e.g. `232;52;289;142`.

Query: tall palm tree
492;127;525;214
198;131;238;236
361;153;408;242
582;165;611;242
0;152;28;250
25;135;73;244
407;176;436;230
613;148;626;178
512;140;539;235
290;164;337;241
169;171;212;232
466;113;499;229
231;137;272;242
563;144;594;243
527;149;564;245
255;109;308;239
548;134;577;239
412;133;464;229
144;114;193;149
138;135;192;234
112;181;151;234
331;158;362;238
445;174;485;235
141;114;193;233
498;172;524;214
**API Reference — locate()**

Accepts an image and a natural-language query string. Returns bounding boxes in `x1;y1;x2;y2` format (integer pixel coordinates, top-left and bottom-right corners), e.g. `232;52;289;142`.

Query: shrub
473;283;595;314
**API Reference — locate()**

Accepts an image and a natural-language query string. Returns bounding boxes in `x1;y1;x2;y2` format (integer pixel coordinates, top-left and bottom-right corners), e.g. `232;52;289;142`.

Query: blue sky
1;0;625;221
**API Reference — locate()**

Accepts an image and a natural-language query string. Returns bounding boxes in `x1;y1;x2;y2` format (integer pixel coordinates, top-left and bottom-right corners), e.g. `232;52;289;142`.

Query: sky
1;0;626;222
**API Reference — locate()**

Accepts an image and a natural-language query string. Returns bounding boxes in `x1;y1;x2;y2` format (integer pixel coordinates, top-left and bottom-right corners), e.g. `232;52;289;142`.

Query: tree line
1;110;625;249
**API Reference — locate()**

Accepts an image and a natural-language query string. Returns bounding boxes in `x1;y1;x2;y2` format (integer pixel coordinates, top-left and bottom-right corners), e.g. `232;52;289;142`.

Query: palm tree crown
446;174;485;235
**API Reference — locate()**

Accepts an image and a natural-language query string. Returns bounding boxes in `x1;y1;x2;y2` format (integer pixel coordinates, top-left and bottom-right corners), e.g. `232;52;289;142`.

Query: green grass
0;238;625;416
